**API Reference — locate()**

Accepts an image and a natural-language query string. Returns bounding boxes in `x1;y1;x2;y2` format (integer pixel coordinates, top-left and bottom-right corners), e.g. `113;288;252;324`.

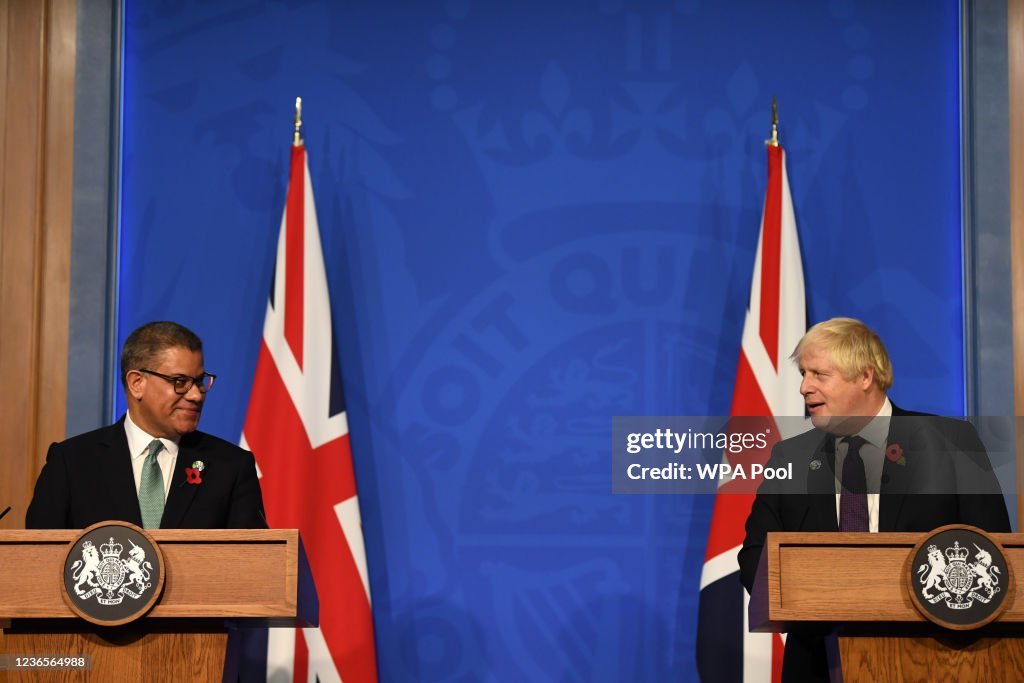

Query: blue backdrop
117;1;963;679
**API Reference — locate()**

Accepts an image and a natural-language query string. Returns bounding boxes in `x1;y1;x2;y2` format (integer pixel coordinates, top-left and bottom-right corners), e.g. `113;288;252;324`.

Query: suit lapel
160;435;202;529
879;406;910;531
99;420;144;526
805;431;839;531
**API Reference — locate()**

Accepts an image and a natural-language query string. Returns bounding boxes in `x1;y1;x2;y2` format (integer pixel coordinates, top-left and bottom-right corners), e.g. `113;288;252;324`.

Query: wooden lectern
750;531;1024;682
0;529;316;682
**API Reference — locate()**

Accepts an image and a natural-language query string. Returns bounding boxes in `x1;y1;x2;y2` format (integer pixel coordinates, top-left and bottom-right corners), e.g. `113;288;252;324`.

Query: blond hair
791;317;893;391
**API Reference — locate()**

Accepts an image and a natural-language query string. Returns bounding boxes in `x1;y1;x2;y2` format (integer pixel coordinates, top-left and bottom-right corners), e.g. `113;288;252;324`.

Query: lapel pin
185;461;204;485
809;459;822;470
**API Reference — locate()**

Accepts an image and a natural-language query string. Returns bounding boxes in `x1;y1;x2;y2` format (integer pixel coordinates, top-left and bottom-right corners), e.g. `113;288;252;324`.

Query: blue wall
117;1;963;679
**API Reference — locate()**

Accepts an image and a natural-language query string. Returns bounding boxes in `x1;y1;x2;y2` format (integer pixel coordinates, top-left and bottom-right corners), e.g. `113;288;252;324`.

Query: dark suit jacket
26;418;267;530
738;406;1010;682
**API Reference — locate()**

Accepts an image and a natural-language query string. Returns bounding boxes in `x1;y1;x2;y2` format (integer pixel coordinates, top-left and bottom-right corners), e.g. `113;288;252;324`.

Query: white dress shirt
833;398;892;532
124;412;179;502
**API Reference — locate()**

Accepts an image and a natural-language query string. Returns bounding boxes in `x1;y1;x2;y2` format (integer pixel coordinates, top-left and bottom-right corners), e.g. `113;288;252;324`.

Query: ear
125;370;146;401
859;366;875;391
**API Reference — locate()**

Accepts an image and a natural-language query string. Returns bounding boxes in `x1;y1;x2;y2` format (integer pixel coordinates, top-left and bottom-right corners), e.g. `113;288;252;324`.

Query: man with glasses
26;321;267;530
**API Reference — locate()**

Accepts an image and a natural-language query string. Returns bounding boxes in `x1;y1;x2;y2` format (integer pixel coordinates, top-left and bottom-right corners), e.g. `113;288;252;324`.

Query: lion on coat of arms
917;544;947;599
71;541;101;595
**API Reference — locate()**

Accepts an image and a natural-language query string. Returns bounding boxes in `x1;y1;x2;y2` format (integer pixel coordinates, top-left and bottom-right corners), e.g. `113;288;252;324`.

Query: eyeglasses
138;369;216;395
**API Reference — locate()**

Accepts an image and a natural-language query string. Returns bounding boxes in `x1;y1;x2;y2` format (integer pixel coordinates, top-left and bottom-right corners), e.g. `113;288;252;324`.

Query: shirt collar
124;411;180;460
852;397;892;450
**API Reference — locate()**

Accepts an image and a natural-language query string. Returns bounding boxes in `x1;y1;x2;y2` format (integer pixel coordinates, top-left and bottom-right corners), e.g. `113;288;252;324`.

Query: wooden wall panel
38;0;75;473
0;0;76;529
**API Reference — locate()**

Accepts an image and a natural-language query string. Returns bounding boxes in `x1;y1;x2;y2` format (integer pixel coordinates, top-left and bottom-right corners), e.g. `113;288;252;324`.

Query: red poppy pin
885;443;906;467
186;460;205;484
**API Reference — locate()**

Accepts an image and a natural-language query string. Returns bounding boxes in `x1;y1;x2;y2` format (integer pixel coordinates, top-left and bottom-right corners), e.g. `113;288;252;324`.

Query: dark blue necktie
839;436;869;532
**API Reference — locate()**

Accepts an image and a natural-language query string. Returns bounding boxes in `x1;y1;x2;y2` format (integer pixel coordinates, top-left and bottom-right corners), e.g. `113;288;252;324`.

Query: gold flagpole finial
293;97;303;147
766;97;779;147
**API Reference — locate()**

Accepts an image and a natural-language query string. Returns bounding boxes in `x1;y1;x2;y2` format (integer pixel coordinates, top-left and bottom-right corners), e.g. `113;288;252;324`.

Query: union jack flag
241;138;378;682
696;143;805;682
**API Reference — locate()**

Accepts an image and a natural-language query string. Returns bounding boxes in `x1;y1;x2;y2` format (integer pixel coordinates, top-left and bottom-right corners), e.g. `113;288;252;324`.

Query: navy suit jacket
738;406;1010;682
26;418;267;530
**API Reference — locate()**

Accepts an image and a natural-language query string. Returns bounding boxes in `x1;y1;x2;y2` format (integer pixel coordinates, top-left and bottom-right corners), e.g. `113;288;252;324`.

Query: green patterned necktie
139;439;165;529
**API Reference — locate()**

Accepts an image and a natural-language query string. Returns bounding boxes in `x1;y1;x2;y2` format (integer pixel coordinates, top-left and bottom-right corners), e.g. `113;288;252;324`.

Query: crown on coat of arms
100;537;123;559
945;541;969;562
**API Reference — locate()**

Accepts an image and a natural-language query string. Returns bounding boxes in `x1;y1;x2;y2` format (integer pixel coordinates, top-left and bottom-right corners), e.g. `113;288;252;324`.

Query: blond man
739;317;1009;682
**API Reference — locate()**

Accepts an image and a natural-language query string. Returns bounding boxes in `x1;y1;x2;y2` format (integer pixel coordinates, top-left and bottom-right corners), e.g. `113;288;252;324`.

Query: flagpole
244;94;380;680
767;97;779;147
